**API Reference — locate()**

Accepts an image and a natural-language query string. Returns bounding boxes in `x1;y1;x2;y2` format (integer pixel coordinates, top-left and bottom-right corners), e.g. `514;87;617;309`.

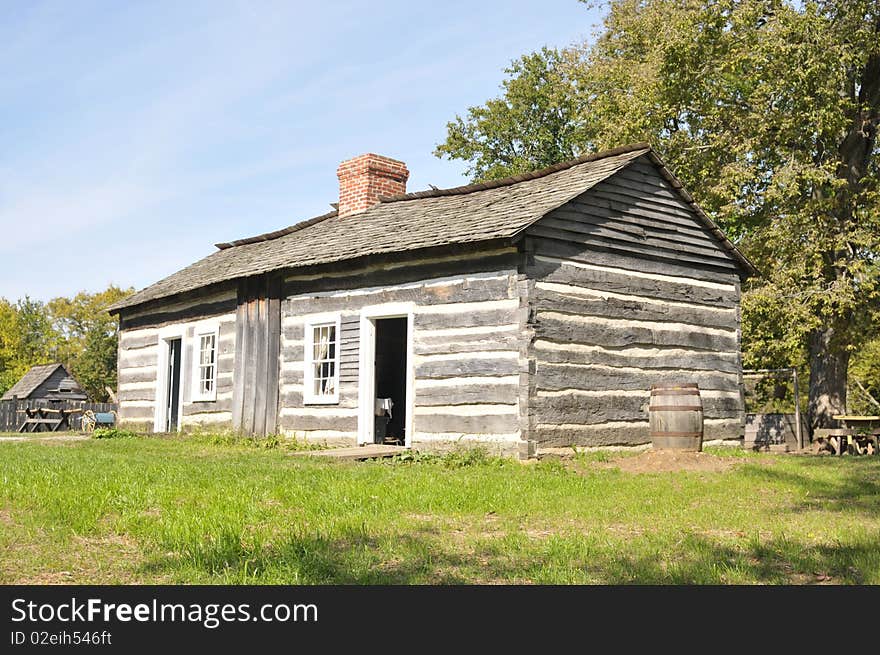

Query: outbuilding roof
1;363;83;401
110;143;755;312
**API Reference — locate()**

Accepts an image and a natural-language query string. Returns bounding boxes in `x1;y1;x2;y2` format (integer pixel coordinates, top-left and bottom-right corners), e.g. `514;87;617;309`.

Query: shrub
386;450;439;464
440;446;493;469
92;427;141;439
184;430;324;451
386;446;506;468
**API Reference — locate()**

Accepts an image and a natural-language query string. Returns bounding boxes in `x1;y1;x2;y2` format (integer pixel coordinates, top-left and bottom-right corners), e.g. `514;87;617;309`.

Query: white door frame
154;326;187;433
357;303;415;447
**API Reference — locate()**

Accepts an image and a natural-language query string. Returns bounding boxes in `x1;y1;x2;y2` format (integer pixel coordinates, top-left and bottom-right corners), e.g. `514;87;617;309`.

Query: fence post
792;367;803;449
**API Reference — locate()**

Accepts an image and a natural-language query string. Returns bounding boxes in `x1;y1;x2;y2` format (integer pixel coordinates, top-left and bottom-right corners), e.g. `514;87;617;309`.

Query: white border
303;313;342;405
191;322;220;403
357;303;415;447
154;325;187;433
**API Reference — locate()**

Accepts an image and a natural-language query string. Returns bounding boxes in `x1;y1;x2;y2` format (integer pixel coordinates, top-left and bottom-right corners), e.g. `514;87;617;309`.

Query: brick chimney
336;153;409;217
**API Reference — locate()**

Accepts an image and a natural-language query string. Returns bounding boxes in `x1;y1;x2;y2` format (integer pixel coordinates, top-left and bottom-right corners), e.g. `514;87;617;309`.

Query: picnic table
819;415;880;456
17;407;82;433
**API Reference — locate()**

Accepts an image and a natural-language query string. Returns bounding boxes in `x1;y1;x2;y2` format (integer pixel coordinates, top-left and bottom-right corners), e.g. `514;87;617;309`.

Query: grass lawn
1;436;878;584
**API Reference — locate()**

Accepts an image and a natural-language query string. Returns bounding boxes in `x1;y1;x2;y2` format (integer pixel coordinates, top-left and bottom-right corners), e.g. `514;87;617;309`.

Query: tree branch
853;378;880;410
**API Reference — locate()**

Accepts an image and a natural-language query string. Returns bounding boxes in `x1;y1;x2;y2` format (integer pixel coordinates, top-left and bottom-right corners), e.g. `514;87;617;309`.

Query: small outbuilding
1;363;88;402
110;143;756;456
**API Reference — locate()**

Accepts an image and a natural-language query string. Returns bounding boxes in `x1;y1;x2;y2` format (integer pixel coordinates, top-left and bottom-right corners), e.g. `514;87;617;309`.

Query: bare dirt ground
0;434;88;443
603;449;738;474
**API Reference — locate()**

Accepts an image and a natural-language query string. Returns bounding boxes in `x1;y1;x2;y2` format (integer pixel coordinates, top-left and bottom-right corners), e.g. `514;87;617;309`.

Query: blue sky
0;0;599;301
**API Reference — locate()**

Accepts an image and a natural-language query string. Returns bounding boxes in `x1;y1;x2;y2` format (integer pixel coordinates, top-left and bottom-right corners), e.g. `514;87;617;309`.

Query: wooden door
165;338;182;432
231;276;281;435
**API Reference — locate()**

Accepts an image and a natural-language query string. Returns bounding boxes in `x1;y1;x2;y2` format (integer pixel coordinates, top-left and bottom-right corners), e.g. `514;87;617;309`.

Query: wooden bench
814;428;879;456
17;407;80;433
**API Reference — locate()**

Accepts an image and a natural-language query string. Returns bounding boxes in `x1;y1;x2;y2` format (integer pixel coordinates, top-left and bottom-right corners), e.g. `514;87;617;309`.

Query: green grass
1;437;878;584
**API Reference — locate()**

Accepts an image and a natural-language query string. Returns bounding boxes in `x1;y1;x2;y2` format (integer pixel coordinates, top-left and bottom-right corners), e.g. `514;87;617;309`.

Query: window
193;330;218;401
304;317;340;404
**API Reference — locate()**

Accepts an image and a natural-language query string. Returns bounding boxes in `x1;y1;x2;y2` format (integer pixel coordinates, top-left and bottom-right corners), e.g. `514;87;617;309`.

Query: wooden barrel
649;384;703;451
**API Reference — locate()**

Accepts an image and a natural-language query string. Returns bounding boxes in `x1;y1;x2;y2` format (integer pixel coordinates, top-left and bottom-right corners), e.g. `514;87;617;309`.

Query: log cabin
109;143;756;458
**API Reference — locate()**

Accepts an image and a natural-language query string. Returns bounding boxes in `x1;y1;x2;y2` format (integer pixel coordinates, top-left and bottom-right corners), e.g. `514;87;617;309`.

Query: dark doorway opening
374;317;407;445
165;338;182;432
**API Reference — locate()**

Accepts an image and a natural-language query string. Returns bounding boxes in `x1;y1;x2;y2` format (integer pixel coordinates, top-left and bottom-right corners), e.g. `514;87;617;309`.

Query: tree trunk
808;325;850;434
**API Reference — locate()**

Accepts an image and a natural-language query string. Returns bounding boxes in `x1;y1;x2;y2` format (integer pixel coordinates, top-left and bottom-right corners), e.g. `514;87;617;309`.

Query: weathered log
528;258;737;306
415;356;520;379
413;412;519;434
532;288;738;330
533;314;738;351
285;275;514;315
534;363;741;393
414;307;520;330
415;384;520;406
534;342;740;373
532;392;741;424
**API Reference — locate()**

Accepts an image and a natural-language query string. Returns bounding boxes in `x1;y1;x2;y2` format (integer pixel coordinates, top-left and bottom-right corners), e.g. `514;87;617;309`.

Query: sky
0;0;601;301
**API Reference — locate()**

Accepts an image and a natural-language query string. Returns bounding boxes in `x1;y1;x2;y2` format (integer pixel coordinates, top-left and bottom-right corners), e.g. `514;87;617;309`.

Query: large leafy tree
48;286;132;401
0;299;23;392
436;0;880;432
0;296;54;393
435;48;585;180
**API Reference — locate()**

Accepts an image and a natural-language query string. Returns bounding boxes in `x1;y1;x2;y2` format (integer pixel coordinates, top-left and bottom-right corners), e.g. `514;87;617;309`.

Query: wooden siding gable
524;155;741;277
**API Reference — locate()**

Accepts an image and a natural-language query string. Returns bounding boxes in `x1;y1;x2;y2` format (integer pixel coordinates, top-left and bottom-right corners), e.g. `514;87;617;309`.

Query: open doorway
373;317;408;445
164;337;182;432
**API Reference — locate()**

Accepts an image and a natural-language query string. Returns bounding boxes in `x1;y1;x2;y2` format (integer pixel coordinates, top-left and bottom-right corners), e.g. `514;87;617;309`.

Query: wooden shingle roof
110;143;755;312
2;364;65;400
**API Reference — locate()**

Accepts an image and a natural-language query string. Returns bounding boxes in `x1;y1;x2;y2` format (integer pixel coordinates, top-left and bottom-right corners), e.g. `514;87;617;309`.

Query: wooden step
289;445;407;462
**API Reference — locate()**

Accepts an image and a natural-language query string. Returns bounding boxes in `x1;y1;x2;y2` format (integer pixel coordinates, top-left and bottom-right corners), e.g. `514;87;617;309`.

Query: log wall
524;155;746;446
278;249;529;454
117;292;237;431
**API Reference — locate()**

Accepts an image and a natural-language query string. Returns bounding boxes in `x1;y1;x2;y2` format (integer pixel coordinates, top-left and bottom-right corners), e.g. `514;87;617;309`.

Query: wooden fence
0;399;117;433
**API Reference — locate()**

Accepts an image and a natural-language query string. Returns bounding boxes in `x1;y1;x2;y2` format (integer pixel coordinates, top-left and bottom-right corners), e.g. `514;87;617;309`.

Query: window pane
198;333;216;397
309;322;338;398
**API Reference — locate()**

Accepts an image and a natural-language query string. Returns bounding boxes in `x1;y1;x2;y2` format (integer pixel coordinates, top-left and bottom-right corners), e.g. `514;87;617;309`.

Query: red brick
337;153;409;216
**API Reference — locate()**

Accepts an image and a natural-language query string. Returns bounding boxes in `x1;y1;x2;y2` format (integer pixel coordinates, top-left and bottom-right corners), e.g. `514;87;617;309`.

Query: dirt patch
0;509;14;526
0;434;89;444
602;450;738;474
405;513;437;522
1;527;151;585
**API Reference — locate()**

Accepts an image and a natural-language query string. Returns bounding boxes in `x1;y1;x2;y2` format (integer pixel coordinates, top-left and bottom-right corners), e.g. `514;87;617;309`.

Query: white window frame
304;314;341;405
191;324;219;403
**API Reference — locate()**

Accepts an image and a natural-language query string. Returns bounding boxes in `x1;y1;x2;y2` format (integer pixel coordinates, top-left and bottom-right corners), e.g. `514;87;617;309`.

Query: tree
0;296;54;395
48;286;132;401
848;336;880;413
74;321;120;402
0;299;22;392
0;286;132;400
434;48;585;181
15;297;54;366
436;0;880;433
